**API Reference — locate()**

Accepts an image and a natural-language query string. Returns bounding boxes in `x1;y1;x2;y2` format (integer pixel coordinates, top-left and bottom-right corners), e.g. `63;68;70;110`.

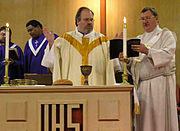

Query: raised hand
43;28;54;49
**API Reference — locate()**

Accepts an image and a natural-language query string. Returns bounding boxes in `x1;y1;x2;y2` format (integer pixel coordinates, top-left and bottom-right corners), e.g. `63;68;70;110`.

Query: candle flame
6;23;9;27
123;17;126;24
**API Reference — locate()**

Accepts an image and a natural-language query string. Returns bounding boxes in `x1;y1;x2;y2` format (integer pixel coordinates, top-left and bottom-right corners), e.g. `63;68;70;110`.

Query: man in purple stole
24;20;58;74
0;26;24;85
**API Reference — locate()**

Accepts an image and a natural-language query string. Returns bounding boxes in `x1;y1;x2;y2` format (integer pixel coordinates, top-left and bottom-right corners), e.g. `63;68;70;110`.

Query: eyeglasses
83;18;94;22
139;16;155;22
0;32;6;36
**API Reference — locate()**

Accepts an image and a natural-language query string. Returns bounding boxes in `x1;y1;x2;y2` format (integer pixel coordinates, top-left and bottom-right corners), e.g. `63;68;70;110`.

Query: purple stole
24;33;58;74
0;42;24;85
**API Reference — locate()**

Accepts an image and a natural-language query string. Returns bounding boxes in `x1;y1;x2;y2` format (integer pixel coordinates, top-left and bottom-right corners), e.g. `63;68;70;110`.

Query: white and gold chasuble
53;30;115;86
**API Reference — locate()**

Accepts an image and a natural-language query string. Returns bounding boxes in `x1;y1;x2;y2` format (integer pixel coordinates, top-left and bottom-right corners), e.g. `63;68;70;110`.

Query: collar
32;33;45;42
0;42;14;47
0;43;4;46
75;27;94;38
145;25;162;36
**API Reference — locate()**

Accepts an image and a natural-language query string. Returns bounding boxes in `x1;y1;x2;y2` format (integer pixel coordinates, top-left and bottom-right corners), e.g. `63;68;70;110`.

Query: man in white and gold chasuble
42;7;115;85
53;29;115;85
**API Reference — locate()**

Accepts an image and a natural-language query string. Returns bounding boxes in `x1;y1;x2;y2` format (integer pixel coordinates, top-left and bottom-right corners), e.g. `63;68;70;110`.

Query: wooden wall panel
0;0;100;49
0;0;33;50
106;0;180;85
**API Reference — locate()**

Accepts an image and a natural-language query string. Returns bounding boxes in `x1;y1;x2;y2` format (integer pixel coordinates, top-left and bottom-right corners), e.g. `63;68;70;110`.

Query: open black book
9;48;18;60
110;38;140;59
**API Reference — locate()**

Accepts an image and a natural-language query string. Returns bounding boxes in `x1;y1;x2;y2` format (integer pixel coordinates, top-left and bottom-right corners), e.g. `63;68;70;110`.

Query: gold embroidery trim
134;103;140;114
60;33;108;85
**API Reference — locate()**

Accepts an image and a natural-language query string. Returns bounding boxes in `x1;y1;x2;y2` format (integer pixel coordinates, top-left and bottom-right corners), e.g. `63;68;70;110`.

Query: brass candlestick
1;59;11;86
120;56;130;85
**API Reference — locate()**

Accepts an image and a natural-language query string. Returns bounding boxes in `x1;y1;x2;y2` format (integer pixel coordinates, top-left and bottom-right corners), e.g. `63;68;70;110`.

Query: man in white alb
42;7;115;86
119;7;178;131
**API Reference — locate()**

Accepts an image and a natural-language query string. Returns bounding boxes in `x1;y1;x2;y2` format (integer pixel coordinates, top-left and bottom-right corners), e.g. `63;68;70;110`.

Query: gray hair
141;7;158;17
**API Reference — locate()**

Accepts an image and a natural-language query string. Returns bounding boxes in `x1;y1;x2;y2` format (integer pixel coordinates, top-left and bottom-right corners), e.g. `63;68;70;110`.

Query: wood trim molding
0;86;133;93
100;0;106;35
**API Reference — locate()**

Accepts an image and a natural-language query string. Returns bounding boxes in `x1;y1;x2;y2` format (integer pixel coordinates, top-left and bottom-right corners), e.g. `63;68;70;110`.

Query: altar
0;85;133;131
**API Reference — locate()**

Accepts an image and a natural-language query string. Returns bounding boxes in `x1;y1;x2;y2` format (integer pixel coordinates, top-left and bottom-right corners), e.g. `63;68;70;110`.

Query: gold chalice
80;65;92;85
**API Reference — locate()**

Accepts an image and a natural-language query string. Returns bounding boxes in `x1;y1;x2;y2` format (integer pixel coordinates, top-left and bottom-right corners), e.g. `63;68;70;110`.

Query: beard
85;24;93;33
